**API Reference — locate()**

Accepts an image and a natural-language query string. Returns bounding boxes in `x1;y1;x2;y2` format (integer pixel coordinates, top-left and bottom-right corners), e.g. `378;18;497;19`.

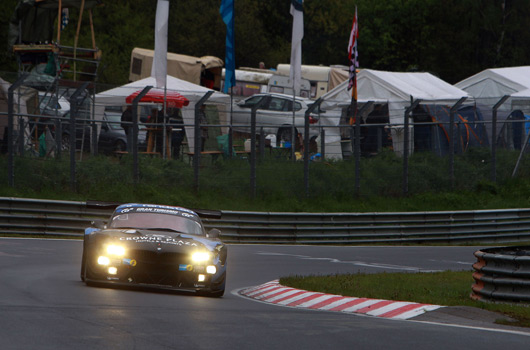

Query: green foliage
3;0;530;84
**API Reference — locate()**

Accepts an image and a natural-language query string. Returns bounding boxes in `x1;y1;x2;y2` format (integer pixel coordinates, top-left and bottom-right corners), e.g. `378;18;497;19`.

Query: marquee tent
455;66;530;113
0;78;39;153
95;75;229;153
320;69;470;157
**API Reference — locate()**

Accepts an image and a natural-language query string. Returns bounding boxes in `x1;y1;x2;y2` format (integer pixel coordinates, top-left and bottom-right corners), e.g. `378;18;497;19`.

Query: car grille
126;249;192;287
129;249;188;265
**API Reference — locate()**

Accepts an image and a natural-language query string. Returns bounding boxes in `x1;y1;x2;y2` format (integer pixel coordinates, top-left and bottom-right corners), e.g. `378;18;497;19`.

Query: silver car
231;93;321;145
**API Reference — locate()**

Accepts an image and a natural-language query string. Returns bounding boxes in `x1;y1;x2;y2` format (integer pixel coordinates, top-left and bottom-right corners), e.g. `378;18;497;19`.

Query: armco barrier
2;197;530;244
472;246;530;302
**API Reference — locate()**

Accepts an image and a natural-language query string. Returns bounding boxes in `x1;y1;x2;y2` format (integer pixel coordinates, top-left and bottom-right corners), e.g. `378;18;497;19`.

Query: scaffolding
9;0;103;158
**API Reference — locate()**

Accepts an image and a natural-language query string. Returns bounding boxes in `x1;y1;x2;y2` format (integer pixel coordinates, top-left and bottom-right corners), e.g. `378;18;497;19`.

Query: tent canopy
319;69;470;156
95;75;229;153
322;69;469;108
96;75;227;106
455;66;530;114
455;66;530;99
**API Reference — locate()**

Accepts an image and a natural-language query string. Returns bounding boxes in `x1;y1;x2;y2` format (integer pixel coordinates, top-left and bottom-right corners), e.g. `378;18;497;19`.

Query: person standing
120;106;133;135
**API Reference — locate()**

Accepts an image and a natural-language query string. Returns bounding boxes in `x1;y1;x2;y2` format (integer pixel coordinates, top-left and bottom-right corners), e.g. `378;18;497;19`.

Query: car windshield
109;213;204;235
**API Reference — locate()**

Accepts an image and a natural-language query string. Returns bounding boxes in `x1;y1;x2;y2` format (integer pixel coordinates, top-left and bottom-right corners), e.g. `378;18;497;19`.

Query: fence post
320;128;325;159
68;82;89;191
355;102;374;196
449;97;466;189
7;74;28;187
131;86;152;184
250;98;267;198
18;118;25;156
491;95;509;183
304;98;322;196
91;122;98;156
194;91;214;192
259;127;265;161
403;98;421;196
228;94;234;159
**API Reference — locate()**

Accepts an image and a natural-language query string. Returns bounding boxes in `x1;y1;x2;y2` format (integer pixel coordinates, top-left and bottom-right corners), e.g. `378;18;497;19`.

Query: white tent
0;78;39;151
320;69;470;157
95;75;230;153
455;66;530;113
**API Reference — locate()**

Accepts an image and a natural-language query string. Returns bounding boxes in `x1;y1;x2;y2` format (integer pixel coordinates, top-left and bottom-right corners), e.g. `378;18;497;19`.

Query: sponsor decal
117;204;198;217
179;264;193;271
123;258;137;266
119;236;198;246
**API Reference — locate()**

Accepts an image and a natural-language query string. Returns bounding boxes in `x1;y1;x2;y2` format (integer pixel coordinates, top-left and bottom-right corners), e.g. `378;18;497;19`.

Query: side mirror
207;228;221;239
91;220;107;229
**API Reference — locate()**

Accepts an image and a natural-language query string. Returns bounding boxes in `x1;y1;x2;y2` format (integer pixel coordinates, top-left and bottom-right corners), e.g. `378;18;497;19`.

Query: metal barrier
2;196;530;244
472;246;530;302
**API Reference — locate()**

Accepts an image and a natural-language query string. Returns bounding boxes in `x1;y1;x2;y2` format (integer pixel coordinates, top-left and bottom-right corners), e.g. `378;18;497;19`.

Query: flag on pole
290;0;304;96
151;0;169;89
220;0;235;94
347;7;359;97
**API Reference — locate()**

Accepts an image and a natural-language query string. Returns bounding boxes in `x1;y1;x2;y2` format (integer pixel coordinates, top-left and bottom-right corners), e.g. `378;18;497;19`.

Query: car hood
91;228;220;252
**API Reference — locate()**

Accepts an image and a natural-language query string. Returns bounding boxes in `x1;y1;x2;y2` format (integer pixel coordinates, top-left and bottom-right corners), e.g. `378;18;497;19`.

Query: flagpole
163;85;167;159
292;86;296;161
289;0;304;161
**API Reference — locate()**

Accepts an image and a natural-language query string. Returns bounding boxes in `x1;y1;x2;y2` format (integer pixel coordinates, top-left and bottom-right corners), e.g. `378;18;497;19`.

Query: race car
80;203;227;297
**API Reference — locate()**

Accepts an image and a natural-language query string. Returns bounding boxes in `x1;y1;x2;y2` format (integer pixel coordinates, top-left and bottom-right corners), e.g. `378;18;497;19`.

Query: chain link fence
2;75;530;199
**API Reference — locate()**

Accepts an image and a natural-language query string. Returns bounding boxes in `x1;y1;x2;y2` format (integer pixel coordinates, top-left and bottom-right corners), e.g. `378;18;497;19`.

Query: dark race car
80;203;227;297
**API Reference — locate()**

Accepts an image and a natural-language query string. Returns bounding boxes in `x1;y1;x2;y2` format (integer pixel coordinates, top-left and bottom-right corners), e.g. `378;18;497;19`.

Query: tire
80;253;86;282
114;140;126;152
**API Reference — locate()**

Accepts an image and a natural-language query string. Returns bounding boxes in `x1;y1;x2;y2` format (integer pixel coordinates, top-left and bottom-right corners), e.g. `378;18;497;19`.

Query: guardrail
472;246;530;302
1;197;530;244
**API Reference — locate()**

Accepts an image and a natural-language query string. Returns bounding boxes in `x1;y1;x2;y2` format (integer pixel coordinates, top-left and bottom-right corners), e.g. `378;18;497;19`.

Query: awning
125;89;190;108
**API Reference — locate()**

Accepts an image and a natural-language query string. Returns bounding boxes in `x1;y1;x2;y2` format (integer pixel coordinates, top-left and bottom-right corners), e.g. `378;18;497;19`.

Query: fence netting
2;78;530;199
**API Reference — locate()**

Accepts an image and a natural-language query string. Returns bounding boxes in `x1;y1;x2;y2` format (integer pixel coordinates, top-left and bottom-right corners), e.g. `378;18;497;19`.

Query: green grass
3;147;530;212
280;271;530;327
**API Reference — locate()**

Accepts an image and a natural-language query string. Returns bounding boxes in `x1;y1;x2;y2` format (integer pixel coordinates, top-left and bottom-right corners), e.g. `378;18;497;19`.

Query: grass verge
280;271;530;327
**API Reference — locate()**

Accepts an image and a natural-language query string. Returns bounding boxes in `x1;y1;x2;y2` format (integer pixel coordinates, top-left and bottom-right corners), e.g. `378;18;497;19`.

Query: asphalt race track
1;238;529;350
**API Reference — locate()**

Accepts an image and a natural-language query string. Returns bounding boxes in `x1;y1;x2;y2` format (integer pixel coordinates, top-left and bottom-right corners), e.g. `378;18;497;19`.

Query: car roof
251;93;311;102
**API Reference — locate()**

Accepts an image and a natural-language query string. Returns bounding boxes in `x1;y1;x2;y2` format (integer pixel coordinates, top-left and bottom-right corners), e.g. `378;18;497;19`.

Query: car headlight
98;256;110;265
107;244;126;256
191;251;211;263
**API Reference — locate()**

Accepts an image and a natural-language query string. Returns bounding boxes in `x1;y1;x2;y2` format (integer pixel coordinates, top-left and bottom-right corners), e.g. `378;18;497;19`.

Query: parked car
38;92;70;117
98;111;147;154
231;93;322;145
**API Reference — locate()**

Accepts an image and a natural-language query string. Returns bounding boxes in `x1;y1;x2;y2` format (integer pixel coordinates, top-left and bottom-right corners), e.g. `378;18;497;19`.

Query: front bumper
86;251;226;292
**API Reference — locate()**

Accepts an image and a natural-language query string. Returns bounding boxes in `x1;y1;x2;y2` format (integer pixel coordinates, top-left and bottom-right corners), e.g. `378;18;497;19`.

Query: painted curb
239;280;443;320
